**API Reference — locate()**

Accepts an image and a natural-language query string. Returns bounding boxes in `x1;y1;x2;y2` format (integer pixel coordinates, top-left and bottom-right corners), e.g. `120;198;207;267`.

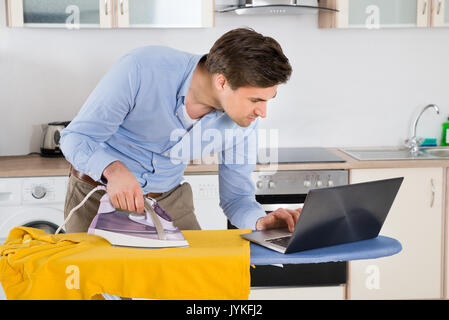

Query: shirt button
163;152;168;156
153;159;157;165
143;173;148;177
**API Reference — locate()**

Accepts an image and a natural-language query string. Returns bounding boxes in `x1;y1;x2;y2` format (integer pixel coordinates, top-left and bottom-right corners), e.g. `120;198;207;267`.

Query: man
60;27;300;234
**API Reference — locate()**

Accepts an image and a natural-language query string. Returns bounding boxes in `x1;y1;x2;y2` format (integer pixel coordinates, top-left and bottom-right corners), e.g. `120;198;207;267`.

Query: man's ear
214;73;227;91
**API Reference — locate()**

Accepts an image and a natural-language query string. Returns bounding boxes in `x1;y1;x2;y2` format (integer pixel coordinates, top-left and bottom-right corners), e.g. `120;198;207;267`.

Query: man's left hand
255;207;302;232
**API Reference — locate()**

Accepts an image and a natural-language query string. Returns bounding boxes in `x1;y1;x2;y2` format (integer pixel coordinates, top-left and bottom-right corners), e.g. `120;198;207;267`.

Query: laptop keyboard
266;236;292;248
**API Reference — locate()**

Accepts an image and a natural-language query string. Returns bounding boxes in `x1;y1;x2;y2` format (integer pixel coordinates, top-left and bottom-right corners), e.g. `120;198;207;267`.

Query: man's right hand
102;161;145;214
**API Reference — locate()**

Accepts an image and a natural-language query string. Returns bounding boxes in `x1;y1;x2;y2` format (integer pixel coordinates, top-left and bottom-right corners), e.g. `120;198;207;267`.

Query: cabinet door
446;0;449;24
0;0;6;27
349;167;444;299
116;0;214;28
319;0;430;28
430;0;449;26
7;0;113;28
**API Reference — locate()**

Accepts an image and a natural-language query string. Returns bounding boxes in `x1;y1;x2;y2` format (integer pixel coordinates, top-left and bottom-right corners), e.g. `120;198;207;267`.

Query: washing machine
0;175;69;299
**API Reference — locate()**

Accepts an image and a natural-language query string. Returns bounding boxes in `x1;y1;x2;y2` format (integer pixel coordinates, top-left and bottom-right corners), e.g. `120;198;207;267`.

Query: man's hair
204;27;292;90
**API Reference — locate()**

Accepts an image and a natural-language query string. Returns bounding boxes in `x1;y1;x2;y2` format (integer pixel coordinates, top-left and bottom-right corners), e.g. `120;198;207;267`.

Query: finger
116;192;127;211
125;191;136;213
257;215;269;230
135;194;145;214
285;208;300;224
264;212;277;227
276;209;294;231
272;210;295;232
106;185;118;209
109;194;120;210
284;210;296;232
293;209;300;223
259;214;275;230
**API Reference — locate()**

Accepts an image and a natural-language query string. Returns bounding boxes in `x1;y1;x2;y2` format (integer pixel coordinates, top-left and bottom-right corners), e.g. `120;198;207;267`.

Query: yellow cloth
0;227;251;300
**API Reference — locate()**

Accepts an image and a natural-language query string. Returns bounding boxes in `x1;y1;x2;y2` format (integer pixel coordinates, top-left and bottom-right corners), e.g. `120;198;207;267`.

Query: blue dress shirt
60;46;266;229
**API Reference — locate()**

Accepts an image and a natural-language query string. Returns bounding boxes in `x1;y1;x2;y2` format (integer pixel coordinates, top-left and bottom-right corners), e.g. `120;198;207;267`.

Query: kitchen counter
1;148;449;177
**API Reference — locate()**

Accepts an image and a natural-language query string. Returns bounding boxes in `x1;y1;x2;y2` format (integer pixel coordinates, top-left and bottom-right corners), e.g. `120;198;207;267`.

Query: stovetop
257;147;346;164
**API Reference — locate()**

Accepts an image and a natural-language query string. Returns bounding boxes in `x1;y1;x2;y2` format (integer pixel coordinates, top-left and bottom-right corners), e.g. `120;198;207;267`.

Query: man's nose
254;104;267;118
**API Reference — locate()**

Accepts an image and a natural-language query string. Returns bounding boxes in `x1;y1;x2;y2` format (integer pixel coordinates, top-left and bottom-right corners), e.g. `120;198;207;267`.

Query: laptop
241;177;404;254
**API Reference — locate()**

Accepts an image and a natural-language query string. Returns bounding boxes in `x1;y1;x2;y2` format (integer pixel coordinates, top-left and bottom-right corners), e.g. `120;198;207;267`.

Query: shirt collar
176;53;207;100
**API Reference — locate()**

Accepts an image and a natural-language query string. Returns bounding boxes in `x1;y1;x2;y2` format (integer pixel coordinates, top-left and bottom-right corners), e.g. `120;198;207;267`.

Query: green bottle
442;117;449;146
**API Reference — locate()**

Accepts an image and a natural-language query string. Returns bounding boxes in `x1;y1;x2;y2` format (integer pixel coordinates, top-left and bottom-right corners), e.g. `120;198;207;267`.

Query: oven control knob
304;180;311;188
256;181;264;189
32;185;47;199
328;180;334;187
316;180;323;187
268;181;276;189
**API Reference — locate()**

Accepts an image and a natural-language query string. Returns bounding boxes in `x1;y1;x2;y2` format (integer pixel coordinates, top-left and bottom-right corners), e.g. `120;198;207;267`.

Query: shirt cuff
244;209;267;230
86;147;119;183
224;199;266;230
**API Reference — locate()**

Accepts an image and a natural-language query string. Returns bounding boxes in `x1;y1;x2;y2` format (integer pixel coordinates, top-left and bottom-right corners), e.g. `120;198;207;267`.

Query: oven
228;169;349;296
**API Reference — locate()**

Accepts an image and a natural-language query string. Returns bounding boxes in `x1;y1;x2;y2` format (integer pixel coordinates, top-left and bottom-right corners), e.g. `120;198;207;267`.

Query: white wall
1;13;449;156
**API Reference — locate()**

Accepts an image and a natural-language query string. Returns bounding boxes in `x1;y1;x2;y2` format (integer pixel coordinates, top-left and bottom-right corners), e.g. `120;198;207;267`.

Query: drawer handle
120;0;125;15
430;178;435;208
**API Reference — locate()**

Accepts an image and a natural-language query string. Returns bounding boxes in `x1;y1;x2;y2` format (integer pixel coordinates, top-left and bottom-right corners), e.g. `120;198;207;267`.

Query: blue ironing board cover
250;235;402;265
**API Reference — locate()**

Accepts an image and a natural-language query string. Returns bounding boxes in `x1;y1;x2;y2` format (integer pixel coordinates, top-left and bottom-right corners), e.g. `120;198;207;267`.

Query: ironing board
250;235;402;265
0;229;402;300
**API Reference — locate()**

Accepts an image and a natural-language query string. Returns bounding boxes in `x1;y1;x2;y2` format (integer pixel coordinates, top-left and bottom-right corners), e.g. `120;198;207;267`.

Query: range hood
216;0;338;15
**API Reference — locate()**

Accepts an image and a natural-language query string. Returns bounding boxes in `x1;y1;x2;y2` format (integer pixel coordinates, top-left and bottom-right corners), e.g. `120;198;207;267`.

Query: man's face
218;81;278;127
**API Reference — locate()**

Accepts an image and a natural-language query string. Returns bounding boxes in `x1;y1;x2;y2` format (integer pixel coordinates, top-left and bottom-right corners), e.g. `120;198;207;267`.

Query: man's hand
102;161;145;214
255;207;302;232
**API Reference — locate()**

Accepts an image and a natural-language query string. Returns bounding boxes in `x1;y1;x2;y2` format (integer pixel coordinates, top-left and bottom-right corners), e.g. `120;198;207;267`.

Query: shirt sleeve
59;54;140;182
218;121;266;230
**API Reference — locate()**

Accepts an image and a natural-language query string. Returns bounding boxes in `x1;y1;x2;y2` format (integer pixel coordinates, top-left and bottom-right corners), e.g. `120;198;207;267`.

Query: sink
419;147;449;158
339;147;449;161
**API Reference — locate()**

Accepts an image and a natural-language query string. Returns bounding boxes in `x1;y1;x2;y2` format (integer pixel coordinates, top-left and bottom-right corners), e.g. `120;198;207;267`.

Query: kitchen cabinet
319;0;446;28
6;0;112;28
5;0;214;28
117;0;214;28
0;0;6;27
430;0;449;27
348;167;444;299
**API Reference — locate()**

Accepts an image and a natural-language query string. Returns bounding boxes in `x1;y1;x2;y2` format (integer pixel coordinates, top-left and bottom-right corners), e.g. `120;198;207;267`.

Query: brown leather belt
70;166;163;199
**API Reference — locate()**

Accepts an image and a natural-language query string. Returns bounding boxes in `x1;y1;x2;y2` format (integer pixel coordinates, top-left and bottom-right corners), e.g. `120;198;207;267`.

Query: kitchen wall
1;13;449;156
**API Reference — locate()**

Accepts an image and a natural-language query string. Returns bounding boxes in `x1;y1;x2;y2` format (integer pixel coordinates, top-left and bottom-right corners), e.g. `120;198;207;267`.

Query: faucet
405;104;440;154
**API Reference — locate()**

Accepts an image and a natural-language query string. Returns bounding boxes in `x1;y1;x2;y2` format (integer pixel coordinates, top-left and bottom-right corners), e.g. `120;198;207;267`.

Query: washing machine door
0;206;65;237
22;220;62;234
